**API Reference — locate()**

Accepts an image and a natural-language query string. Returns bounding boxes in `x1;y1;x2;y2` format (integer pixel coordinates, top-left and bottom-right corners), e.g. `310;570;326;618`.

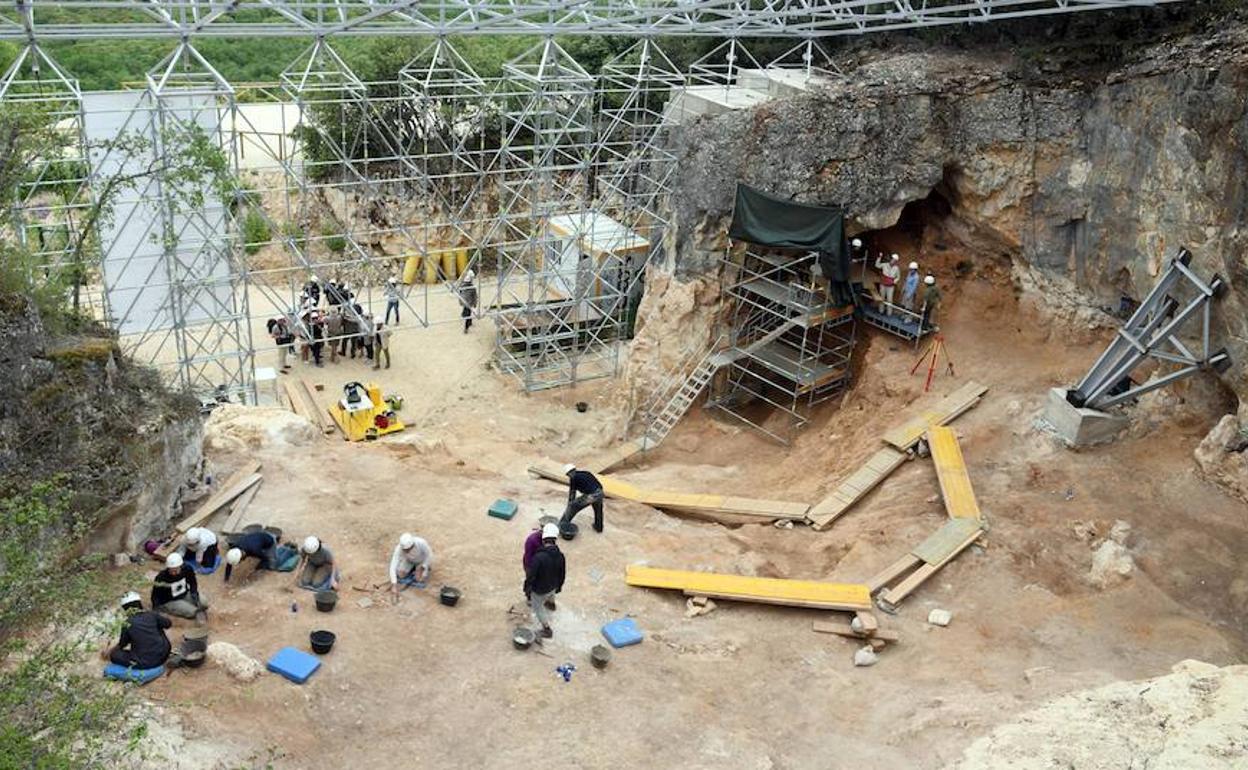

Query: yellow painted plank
529;461;809;520
626;565;873;610
927;426;982;521
881;381;988;450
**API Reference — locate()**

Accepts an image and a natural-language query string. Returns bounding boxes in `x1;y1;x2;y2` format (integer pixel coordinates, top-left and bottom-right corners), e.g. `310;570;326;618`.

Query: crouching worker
223;529;279;583
179;527;220;572
103;592;172;670
151;553;208;620
389;532;433;595
294;536;339;592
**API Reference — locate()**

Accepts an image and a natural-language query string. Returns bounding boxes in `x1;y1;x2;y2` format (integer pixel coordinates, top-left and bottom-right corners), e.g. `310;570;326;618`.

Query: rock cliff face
0;296;203;552
665;16;1248;401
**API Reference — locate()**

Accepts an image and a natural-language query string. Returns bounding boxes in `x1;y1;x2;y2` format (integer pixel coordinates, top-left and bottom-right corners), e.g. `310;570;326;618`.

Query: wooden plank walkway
927;425;982;521
529;460;809;520
808;447;908;530
627;565;873;611
881;381;988;451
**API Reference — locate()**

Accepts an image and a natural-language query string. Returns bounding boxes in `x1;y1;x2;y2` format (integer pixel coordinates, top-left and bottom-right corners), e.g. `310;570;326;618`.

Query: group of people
861;240;942;327
105;462;607;669
267;275;398;374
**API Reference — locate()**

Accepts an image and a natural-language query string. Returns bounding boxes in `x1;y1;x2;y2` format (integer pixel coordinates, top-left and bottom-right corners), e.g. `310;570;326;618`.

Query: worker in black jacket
151;552;208;619
103;592;172;670
524;523;566;639
559;463;605;533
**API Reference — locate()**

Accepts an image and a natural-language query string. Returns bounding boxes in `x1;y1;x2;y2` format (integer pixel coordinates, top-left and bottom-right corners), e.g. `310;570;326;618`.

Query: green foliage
242;207;271;255
321;222;347;255
281;220;307;248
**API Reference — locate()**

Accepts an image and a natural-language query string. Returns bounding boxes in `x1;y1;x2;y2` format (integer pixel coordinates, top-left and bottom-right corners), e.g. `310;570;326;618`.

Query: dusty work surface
119;274;1247;769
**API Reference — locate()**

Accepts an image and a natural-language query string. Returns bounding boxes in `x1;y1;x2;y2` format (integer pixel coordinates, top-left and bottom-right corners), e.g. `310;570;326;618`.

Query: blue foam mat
103;663;165;684
488;499;518;520
601;618;644;648
267;646;321;684
190;554;222;574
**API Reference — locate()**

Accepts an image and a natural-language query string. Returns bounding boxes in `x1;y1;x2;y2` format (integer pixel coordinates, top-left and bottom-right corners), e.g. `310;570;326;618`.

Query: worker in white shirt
874;253;901;315
179;527;220;572
389;532;433;595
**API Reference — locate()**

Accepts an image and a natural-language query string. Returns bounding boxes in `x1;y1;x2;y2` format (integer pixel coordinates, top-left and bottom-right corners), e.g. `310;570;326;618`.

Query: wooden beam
878;526;984;608
881;381;988;451
221;482;261;535
866;553;921;594
282;380;309;419
812;618;900;642
530;461;809;521
927;425;982;521
171;462;261;534
627;565;873;610
808;447;909;530
679;590;872;612
299;378;336;435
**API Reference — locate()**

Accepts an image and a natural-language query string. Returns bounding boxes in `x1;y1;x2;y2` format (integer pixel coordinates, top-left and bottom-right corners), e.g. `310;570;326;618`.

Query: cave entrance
849;175;962;343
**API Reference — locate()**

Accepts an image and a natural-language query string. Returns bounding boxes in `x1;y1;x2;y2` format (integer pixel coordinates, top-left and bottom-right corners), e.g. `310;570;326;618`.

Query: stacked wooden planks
153;462;262;560
626;565;873;611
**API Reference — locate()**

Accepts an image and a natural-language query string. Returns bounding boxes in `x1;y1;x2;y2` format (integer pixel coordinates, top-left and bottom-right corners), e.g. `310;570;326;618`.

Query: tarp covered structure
728;183;852;303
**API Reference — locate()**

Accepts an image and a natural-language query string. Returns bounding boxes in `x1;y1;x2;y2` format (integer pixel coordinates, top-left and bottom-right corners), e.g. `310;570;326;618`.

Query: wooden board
812;618;900;642
927;426;982;521
879;524;984;607
627;565;872;611
282;380;310;419
171;462;261;534
680;590;871;612
865;553;921;594
587;439;645;475
881;381;988;450
299;378;336;435
221;482;261;535
530;460;809;521
808;447;909;530
911;518;983;566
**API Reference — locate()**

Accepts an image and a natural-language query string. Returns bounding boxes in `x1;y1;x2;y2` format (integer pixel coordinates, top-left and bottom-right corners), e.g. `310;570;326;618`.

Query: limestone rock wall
664;19;1248;402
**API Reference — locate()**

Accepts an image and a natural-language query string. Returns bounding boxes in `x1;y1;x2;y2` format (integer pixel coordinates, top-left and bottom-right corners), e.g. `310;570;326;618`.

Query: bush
242;208;271;255
321;222;347;255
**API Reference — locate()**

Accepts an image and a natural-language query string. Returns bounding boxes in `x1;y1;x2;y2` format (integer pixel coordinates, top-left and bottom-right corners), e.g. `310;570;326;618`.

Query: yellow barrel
402;255;420;285
440;250;458;281
423;252;439;284
455;247;469;275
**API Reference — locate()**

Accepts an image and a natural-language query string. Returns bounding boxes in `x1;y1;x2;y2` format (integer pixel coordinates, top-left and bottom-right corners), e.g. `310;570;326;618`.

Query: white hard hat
388;276;397;284
185;528;201;544
399;533;415;550
851;238;862;248
166;552;183;570
303;536;321;554
462;269;475;282
311;274;320;282
542;523;560;540
226;548;242;566
908;261;918;270
924;275;935;285
563;463;576;475
120;591;142;607
890;253;899;261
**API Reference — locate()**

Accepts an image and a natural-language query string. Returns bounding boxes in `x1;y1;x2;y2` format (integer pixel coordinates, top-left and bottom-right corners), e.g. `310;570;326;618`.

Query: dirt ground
119;255;1248;769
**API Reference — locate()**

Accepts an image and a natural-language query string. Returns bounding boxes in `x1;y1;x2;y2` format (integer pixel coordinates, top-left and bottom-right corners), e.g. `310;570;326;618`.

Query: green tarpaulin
728;184;846;278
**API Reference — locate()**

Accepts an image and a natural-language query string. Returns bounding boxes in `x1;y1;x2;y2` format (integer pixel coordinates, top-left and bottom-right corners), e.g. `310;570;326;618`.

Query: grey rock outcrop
666;19;1248;401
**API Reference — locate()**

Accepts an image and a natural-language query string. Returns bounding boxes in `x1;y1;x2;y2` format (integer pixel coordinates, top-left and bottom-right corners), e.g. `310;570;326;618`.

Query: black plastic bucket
310;630;336;655
440;586;461;607
559;521;579;541
315;590;338;612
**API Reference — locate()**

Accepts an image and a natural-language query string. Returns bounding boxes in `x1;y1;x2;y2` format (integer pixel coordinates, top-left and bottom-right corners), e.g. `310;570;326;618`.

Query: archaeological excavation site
0;1;1246;768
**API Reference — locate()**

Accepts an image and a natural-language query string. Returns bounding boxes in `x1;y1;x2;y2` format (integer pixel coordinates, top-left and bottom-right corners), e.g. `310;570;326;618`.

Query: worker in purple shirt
522;524;556;610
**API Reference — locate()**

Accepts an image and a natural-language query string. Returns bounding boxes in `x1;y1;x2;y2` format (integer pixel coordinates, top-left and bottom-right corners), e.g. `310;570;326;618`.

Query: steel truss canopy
3;0;1189;40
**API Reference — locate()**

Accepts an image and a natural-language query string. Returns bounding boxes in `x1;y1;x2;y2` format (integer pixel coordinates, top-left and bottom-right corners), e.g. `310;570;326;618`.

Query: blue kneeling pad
191;554;222;575
267;646;321;684
488;499;518;520
103;663;165;684
601;618;644;648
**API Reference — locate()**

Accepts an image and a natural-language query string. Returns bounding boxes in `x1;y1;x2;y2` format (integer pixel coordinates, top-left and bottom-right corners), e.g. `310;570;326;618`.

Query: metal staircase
634;335;728;449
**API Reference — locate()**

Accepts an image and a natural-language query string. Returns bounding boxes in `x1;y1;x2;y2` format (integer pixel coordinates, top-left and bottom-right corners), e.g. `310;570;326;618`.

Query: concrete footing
1040;387;1129;447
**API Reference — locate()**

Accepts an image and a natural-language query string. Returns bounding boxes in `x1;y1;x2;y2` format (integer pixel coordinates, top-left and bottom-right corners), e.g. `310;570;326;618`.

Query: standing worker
560;463;605;534
324;307;342;364
459;269;477;334
524;523;565;639
102;592;172;670
294;536;339;592
268;317;295;373
388;533;433;595
151;553;209;620
384;276;401;325
372;322;392;370
223;529;279;583
874;253;901;314
921;275;942;331
523;524;557;610
901;261;921;312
